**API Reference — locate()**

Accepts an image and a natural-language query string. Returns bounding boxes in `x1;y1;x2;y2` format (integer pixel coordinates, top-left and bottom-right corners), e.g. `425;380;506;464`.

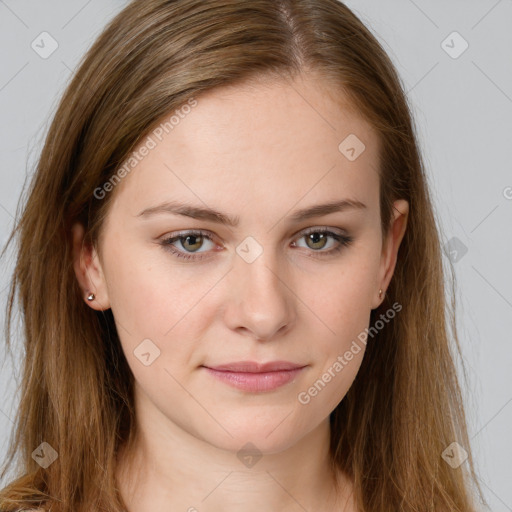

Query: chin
195;414;310;457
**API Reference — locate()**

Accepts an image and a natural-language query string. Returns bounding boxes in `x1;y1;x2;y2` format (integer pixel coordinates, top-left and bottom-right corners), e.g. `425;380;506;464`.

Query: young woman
0;1;485;511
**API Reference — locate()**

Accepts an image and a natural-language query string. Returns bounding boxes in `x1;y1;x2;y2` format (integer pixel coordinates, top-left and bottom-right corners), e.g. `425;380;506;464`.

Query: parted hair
0;1;484;511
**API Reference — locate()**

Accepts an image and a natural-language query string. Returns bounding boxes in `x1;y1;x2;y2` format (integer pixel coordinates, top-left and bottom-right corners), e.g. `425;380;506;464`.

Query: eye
160;230;217;261
159;227;354;261
291;227;354;258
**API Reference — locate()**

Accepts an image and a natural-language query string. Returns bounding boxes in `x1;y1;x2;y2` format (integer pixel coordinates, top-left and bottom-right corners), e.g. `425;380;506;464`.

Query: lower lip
203;367;305;392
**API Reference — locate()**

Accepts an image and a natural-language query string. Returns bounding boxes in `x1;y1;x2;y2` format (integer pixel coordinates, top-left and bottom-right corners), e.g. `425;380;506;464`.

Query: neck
115;391;352;511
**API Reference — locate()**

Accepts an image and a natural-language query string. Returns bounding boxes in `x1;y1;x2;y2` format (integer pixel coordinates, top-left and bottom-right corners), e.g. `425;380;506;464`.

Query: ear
372;199;409;309
71;222;111;311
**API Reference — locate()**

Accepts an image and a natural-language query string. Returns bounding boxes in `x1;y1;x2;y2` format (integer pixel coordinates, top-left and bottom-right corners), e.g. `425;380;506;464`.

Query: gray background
0;1;510;510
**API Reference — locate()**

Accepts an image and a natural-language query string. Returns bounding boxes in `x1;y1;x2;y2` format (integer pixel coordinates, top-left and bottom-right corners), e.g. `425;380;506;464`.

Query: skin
72;71;408;512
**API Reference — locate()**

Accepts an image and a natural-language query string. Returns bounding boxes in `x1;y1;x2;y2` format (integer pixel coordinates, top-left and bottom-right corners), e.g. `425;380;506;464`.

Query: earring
379;289;383;299
87;292;95;301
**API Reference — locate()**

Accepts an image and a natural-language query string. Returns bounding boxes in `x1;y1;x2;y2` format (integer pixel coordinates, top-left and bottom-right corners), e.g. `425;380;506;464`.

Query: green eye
292;228;354;257
160;228;354;261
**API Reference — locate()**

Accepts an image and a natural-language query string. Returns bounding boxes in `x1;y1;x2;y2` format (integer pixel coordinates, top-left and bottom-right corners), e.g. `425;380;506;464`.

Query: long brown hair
0;1;485;510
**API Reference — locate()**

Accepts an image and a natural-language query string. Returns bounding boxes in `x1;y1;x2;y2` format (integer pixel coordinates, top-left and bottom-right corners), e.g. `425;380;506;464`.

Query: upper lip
204;361;306;373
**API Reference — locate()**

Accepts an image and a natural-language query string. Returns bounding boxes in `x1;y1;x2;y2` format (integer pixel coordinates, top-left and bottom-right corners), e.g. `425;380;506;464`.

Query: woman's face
74;73;408;454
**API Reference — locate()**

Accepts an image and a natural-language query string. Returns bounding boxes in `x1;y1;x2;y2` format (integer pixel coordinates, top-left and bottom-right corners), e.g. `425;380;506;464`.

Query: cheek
100;241;201;379
293;255;375;407
103;238;208;335
102;239;235;398
297;313;367;415
297;350;365;416
298;254;376;337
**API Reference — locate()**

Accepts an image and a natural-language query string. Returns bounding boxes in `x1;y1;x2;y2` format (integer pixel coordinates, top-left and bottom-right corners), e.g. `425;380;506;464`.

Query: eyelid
160;225;348;243
159;226;353;261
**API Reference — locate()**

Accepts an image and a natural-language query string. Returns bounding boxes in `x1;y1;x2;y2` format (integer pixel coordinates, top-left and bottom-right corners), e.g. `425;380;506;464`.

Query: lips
204;361;305;373
201;361;307;392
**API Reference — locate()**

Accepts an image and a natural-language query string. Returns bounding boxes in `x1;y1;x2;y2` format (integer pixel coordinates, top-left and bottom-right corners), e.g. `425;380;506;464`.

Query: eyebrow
136;198;367;227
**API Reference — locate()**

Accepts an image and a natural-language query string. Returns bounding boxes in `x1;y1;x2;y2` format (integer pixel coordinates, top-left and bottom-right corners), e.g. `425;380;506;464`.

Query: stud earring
87;292;95;301
379;289;383;299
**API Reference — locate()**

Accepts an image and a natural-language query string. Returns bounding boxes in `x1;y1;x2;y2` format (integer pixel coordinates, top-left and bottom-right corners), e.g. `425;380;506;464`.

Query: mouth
201;361;307;392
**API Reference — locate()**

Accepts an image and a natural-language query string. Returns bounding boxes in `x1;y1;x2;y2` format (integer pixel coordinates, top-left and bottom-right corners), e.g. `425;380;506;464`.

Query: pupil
308;233;326;249
185;235;201;251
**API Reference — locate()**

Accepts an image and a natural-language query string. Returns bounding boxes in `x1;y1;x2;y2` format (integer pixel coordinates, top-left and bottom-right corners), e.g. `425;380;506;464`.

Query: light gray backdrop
0;1;511;510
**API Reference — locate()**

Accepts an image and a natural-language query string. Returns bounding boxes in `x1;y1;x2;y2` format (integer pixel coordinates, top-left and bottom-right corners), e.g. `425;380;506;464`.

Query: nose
223;247;295;341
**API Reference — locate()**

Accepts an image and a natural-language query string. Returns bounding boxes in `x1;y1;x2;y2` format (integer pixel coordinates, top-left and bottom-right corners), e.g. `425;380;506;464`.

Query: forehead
110;73;381;222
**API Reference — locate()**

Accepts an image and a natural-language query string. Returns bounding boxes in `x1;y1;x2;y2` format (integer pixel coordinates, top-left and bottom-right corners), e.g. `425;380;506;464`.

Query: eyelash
159;228;354;262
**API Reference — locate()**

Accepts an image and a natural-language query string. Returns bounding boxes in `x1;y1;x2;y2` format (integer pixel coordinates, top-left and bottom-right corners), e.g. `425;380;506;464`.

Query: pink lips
202;361;306;392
